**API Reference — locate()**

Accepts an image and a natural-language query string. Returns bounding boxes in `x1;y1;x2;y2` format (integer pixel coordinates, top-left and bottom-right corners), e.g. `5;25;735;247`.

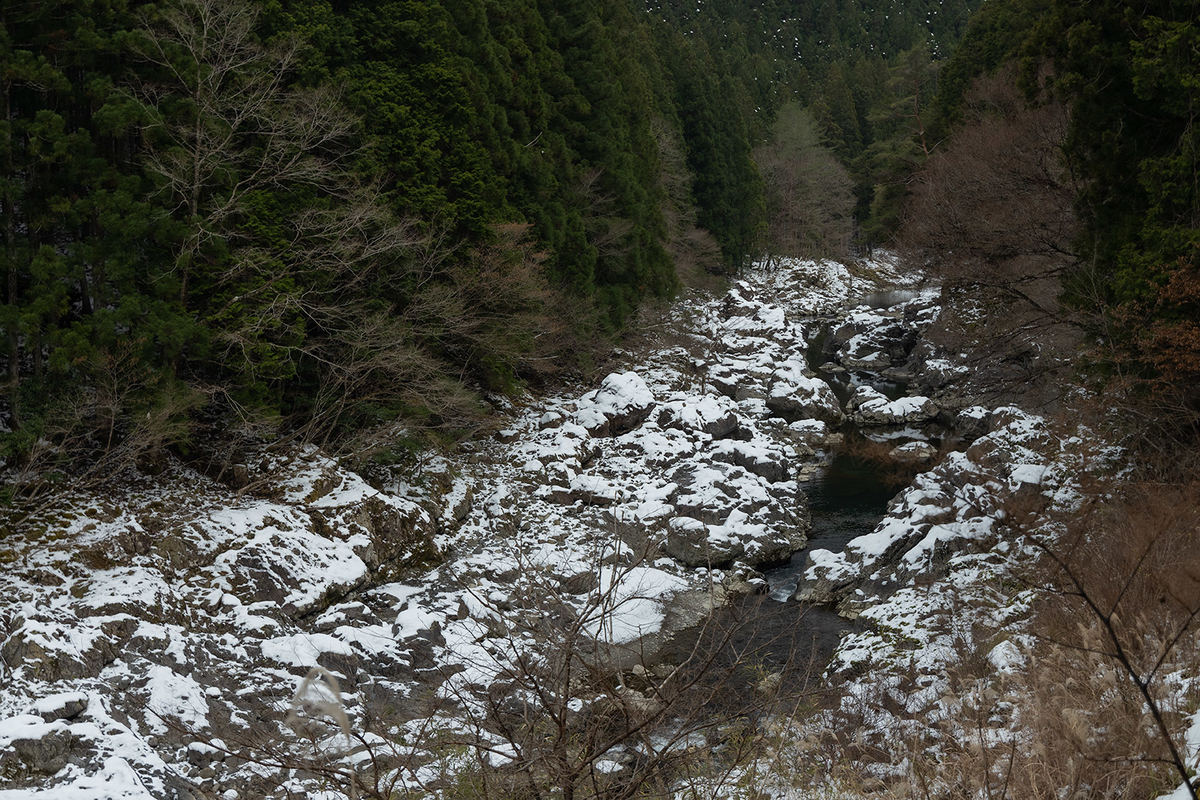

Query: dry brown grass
799;472;1200;800
926;480;1200;800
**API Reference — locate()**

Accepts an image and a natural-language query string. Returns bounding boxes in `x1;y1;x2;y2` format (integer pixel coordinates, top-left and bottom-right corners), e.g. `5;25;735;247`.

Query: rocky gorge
0;256;1139;798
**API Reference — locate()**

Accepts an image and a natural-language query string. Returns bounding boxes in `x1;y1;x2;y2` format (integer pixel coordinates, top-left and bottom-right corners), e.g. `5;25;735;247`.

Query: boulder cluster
1;256;962;798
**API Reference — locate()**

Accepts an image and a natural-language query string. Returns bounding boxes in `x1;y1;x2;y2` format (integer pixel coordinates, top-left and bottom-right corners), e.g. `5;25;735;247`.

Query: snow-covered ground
6;254;1183;799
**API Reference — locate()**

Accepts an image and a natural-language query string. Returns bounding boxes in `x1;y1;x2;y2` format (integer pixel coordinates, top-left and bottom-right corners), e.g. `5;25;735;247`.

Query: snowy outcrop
888;440;938;462
766;360;844;424
824;294;936;371
576;371;657;437
656;394;741;439
847;385;939;425
796;407;1061;614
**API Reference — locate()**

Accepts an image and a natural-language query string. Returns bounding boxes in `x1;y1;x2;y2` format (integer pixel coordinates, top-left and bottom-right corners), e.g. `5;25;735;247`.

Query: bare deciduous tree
753;103;855;264
652;117;724;285
899;67;1082;407
124;0;575;454
188;532;824;799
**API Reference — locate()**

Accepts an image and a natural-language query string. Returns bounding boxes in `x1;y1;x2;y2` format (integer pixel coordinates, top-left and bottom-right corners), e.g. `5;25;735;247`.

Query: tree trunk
2;76;21;430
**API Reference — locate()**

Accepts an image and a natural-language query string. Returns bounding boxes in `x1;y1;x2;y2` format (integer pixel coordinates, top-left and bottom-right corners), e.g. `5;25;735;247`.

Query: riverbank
0;254;1132;799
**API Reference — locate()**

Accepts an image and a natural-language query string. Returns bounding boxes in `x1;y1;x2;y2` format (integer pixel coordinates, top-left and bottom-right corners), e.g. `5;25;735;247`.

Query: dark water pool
656;591;857;696
767;435;900;600
856;288;923;308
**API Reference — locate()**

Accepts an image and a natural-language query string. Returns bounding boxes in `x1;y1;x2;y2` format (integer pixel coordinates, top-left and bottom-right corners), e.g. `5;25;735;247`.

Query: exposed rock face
657;395;740;439
576;372;657;437
824;304;923;370
665;516;745;567
30;693;89;723
2;719;76;777
796;407;1058;614
710;440;790;483
766;360;844;424
889;441;938;462
954;405;994;444
848;386;939;425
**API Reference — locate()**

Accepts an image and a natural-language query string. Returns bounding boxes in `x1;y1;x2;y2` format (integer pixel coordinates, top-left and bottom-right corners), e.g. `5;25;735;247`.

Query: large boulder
710;440;789;483
766;360;844;424
889;441;938;463
848;386;938;425
664;517;745;567
657;395;740;439
825;301;927;370
576;372;657;437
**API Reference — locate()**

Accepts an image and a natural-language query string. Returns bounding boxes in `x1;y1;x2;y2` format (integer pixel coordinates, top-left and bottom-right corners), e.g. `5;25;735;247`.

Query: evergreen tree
754;103;854;261
1;0;185;443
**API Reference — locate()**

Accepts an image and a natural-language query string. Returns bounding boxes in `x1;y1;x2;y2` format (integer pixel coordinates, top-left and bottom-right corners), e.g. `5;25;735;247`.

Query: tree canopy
0;0;988;484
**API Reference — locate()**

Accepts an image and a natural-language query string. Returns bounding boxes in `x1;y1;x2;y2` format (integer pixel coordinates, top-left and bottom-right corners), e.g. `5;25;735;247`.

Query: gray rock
316;650;361;690
765;378;845;425
954;407;993;443
829;318;918;369
888;441;938;463
848;386;938;425
231;464;250;489
2;618;137;681
576;372;657;437
30;693;88;723
449;485;474;523
664;517;745;567
656;400;741;438
309;495;441;581
711;441;789;483
494;428;522;444
744;525;808;568
154;535;209;571
3;724;75;776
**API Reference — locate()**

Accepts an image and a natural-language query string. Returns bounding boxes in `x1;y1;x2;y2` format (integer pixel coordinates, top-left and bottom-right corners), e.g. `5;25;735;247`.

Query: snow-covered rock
766;360;844;424
796;407;1058;612
888;440;938;462
0;253;928;799
576;372;657;437
710;439;790;483
848;386;939;425
656;394;740;439
665;516;745;567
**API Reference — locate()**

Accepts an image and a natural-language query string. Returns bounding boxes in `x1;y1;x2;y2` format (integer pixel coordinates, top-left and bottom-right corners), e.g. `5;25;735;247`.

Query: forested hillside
903;0;1200;451
7;1;1200;798
0;0;981;495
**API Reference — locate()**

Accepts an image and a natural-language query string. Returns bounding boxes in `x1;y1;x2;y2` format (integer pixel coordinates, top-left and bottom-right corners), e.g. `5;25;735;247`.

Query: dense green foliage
649;0;985;249
931;0;1200;304
1025;1;1200;303
0;0;987;482
916;0;1200;434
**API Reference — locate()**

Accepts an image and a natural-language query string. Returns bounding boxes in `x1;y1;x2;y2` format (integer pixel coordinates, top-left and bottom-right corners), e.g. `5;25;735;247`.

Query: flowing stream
723;293;951;679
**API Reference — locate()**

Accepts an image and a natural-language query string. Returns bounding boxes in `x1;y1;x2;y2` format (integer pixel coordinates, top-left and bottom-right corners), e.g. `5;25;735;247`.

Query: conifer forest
3;1;1200;798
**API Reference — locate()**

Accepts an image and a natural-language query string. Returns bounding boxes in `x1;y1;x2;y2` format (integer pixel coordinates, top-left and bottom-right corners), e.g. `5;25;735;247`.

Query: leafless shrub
753;103;856;263
1017;482;1200;799
916;481;1200;800
403;537;828;799
653;117;726;285
899;65;1083;408
1;346;204;516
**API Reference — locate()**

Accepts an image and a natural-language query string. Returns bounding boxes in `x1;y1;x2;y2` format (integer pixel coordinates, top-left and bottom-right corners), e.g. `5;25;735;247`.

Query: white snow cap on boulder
848;386;938;425
576;372;656;437
766;359;844;424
